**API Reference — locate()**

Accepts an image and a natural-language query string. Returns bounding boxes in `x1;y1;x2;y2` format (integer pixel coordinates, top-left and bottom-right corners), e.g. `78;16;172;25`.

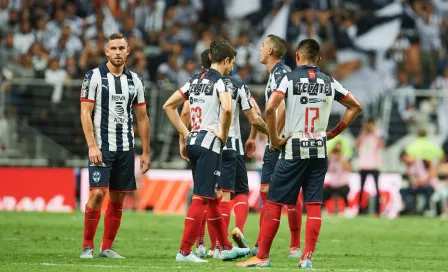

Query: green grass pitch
0;212;447;271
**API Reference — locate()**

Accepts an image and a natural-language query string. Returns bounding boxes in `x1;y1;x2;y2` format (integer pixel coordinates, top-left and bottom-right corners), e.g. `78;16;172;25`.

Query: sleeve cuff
178;89;188;100
337;93;350;102
272;90;285;96
133;102;146;107
80;98;95;103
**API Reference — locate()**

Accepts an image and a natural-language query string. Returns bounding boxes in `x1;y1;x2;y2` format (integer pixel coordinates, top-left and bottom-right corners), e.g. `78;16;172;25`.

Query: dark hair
399;150;407;159
201;49;212;68
108;33;127;42
297;39;320;62
267;34;287;59
367;118;376;124
210;42;237;63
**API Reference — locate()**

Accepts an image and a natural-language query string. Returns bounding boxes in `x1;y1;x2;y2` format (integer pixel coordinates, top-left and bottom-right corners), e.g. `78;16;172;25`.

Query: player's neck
296;60;317;67
266;58;281;73
106;61;125;77
210;63;226;76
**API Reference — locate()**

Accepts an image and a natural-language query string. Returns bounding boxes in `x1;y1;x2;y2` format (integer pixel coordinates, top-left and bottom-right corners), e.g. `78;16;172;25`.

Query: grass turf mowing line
0;212;447;271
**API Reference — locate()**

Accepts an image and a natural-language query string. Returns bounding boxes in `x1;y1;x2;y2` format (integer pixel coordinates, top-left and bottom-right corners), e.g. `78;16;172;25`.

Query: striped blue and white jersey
223;76;253;155
265;61;291;104
178;68;231;154
80;63;146;152
274;65;350;160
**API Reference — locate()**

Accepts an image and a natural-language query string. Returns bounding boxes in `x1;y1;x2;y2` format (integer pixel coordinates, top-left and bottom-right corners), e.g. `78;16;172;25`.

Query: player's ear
224;57;230;65
126;46;130;56
317;55;321;65
295;51;300;63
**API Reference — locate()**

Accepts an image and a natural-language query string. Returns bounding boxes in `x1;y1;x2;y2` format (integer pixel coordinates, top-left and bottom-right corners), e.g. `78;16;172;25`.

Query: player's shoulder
228;76;245;89
127;69;145;84
316;70;335;83
205;69;223;82
273;62;291;75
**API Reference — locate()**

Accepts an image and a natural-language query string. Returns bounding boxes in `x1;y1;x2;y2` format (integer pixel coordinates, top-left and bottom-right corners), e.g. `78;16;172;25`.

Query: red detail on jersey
304;107;319;133
272;90;285;96
133;102;146;107
178;89;188;100
338;93;350;102
80;98;95;103
308;69;316;78
200;72;207;79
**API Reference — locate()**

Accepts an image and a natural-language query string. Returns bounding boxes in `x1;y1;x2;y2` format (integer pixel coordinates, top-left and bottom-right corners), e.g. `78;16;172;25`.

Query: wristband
328;121;347;138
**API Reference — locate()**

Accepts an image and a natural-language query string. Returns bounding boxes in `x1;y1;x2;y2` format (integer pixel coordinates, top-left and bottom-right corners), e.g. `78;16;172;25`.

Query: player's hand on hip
89;146;102;164
270;135;291;150
245;138;256;158
179;141;190;162
211;129;227;145
140;152;151;174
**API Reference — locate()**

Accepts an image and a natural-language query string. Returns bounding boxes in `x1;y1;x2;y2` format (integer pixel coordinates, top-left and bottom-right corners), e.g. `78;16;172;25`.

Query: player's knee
260;185;270;193
222;191;231;202
90;189;106;203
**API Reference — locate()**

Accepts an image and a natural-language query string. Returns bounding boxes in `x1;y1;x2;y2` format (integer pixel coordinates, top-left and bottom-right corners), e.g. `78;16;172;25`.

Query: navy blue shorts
268;158;328;205
219;150;237;192
260;146;280;184
187;145;221;199
233;155;249;197
88;149;136;191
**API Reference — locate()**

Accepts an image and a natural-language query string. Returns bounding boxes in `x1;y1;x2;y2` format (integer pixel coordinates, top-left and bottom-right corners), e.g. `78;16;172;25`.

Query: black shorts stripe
100;76;109;150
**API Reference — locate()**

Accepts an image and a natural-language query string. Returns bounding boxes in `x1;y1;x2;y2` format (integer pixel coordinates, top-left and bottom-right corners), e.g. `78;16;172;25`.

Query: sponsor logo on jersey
300;139;324;148
294;82;332;96
190;83;214;96
112;95;126;101
114;105;125;116
189;97;205;104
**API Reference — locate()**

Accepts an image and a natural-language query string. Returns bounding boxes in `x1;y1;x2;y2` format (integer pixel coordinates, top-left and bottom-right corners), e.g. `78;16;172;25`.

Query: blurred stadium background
0;0;448;219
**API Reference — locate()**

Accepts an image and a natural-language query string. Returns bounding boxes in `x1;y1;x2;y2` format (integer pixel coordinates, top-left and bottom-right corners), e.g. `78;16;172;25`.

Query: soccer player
251;34;303;258
181;47;268;257
79;33;151;258
236;39;362;268
163;41;250;262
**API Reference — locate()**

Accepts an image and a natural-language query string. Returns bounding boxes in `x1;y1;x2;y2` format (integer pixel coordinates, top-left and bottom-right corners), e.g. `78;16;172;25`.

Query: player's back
228;76;252;138
275;65;350;159
184;68;226;132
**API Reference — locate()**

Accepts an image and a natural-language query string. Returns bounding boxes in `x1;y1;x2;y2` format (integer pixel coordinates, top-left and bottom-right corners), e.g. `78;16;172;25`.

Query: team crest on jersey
128;85;136;96
92;171;101;184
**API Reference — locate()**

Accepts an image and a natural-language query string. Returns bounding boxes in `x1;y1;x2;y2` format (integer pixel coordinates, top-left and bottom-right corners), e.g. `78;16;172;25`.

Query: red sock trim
101;200;124;251
180;199;207;255
303;203;322;259
233;194;249;232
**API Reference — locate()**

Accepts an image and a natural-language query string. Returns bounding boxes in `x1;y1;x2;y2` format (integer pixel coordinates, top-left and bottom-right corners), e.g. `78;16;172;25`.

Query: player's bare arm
326;94;363;140
265;92;291;150
213;91;232;144
163;91;190;140
134;104;151;173
277;100;286;135
179;100;191;162
245;97;261;158
243;108;268;135
80;101;102;164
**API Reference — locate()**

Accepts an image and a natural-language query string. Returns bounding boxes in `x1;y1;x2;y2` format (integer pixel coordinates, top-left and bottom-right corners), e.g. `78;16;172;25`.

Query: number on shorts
191;106;203;130
305;107;319;133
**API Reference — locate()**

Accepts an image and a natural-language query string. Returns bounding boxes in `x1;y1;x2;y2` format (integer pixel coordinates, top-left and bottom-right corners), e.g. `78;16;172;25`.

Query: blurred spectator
157;54;179;84
193;27;212;60
0;8;19;34
121;13;143;40
43;8;66;50
234;32;255;68
432;66;448;140
0;0;9;27
65;56;80;79
236;64;253;84
400;150;436;215
28;42;49;78
406;128;444;162
0;32;20;70
177;58;198;87
65;2;83;37
323;142;351;217
395;70;417;128
34;17;48;44
355;119;385;215
131;55;150;82
45;58;68;104
13;20;35;54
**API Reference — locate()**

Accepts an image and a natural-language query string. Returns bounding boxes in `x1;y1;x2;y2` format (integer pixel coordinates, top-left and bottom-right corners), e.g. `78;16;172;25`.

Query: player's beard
109;56;126;67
